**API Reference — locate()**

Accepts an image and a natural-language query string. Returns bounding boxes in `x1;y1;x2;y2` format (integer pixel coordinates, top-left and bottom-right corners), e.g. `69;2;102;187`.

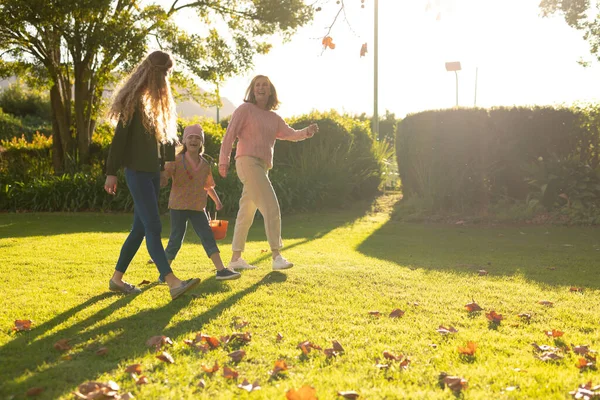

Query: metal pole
373;0;379;137
454;70;458;107
474;67;478;107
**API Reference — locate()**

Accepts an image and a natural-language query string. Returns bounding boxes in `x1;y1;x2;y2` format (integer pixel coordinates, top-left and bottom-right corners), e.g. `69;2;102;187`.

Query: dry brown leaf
531;343;559;352
125;364;142;374
297;341;322;355
223;366;239;379
332;340;345;353
437;325;458;335
458;341;477;356
486;311;503;323
156;351;174;364
197;379;206;388
286;385;317;400
518;313;532;321
389;309;405;318
359;43;368;57
569;381;600;399
146;335;173;350
228;350;246;363
201;361;219;374
121;393;135;400
25;387;44;396
276;332;284;342
238;379;261;392
439;373;468;393
338;390;360;399
478;270;488;276
95;347;108;356
536;351;564;361
53;339;71;352
324;348;339;358
368;311;381;317
545;329;564;338
575;357;594;369
383;351;403;361
198;334;220;349
234;320;249;329
569;286;584;292
138;280;151;286
464;302;483;312
538;300;554;307
13;319;33;332
573;345;591;355
135;375;149;385
270;359;289;376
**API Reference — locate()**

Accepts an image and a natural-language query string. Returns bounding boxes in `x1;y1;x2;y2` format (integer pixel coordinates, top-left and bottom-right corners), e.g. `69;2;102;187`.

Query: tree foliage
0;0;313;172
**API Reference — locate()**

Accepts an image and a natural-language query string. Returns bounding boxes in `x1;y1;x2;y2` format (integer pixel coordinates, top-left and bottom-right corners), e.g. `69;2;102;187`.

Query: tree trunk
74;65;91;166
49;83;73;174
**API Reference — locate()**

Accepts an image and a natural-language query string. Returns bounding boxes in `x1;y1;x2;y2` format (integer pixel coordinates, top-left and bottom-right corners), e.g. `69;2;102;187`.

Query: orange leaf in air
156;351;175;364
545;329;564;338
359;43;368;57
465;302;482;312
389;309;405;318
228;350;246;363
54;339;71;352
201;361;219;374
486;311;503;323
223;366;239;379
458;341;477;355
322;36;335;50
338;390;360;399
13;319;32;331
125;364;143;374
286;385;317;400
26;387;45;396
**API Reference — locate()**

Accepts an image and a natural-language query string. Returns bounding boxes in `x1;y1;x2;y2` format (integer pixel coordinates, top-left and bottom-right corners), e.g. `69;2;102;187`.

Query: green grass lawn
1;193;599;399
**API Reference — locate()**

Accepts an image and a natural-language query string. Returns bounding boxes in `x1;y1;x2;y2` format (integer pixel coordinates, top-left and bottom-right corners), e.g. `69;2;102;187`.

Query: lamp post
373;0;379;137
445;61;461;107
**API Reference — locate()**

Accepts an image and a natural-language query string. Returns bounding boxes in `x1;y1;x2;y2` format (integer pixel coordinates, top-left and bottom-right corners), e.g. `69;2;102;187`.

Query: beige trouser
232;156;283;252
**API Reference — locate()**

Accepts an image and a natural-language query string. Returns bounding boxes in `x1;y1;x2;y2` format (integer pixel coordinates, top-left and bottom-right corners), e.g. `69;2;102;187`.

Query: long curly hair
244;75;279;111
108;50;178;143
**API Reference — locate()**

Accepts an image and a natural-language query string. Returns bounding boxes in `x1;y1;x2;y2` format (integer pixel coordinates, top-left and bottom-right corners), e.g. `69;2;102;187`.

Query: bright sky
187;0;600;118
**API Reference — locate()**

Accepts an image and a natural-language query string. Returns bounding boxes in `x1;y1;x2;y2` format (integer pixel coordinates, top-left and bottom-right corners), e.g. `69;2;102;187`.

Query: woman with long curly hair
104;50;200;300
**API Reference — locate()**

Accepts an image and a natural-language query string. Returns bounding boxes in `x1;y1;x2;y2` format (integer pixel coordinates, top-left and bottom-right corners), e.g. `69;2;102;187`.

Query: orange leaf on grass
437;325;458;335
135;375;149;385
368;311;381;317
125;364;142;374
389;309;405;318
270;359;289;376
197;334;220;349
297;341;322;355
464;302;482;312
223;366;239;379
383;351;403;361
201;361;219;374
13;319;33;331
156;351;175;364
545;329;564;338
286;385;317;400
486;311;503;323
54;339;71;352
570;287;583;292
458;341;477;356
575;357;594;369
228;350;246;363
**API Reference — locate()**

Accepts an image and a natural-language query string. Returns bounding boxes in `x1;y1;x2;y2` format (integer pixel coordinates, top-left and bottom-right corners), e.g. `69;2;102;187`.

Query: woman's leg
164;209;188;263
231;157;259;257
234;157;283;255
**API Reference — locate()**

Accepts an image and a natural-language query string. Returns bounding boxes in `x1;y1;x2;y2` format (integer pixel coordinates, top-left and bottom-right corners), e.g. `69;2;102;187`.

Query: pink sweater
219;102;309;169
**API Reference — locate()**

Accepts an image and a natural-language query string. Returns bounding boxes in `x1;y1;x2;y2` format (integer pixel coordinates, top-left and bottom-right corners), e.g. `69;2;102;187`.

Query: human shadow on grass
356;198;600;289
0;272;286;399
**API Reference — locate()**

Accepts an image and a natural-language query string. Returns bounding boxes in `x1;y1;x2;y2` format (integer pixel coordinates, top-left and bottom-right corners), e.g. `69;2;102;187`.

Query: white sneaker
227;258;257;270
272;255;294;270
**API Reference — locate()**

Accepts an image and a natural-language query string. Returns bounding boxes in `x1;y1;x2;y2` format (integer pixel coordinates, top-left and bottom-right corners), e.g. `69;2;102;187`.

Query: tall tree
0;0;312;172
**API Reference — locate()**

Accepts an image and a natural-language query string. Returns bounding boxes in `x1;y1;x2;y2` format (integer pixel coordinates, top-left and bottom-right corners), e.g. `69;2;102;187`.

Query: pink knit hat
183;124;204;141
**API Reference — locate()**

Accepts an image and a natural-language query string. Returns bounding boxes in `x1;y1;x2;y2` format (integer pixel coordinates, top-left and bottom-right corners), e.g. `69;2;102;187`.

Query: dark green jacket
105;109;175;175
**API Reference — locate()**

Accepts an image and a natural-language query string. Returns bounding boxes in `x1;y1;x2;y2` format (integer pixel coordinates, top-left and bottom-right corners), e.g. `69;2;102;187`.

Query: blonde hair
108;50;178;143
243;75;279;111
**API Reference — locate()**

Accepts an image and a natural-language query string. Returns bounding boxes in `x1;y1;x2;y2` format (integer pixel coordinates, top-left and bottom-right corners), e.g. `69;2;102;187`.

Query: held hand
104;175;118;195
216;201;223;211
306;123;319;138
218;164;228;178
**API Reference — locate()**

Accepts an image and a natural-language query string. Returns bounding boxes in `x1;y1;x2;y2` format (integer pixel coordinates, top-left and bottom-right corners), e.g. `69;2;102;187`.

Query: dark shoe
109;279;142;294
157;275;165;284
170;278;200;300
216;268;241;281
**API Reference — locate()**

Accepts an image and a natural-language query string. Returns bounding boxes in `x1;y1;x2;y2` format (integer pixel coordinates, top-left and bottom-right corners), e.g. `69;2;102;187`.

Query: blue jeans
114;168;173;278
163;209;219;277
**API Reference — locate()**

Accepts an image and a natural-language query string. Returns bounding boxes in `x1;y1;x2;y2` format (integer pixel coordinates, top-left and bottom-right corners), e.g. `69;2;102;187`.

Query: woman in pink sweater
218;75;319;271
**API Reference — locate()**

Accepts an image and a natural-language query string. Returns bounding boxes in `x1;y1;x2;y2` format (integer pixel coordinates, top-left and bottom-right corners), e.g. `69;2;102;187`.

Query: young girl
104;50;200;300
159;124;240;281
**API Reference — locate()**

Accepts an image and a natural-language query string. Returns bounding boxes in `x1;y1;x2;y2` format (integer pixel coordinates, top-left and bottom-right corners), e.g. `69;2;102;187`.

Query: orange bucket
209;219;229;240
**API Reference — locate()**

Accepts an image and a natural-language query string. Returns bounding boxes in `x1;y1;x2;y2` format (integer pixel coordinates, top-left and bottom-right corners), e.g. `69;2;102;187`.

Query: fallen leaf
538;300;554;307
135;375;149;385
389;309;405;318
545;329;564;338
437;325;458;335
465;302;482;312
270;359;289;376
223;366;239;379
121;393;135;400
202;361;219;374
536;351;563;361
232;317;249;329
297;341;322;355
197;334;220;349
532;343;559;353
238;379;261;392
95;347;108;356
228;350;246;363
458;341;477;356
286;385;317;400
575;357;594;369
138;280;151;286
146;335;173;350
486;310;503;323
439;373;468;393
570;287;583;292
26;387;44;396
197;379;206;388
156;351;174;364
569;382;600;399
518;313;532;321
276;332;284;342
504;386;519;392
54;339;71;352
125;364;143;374
332;340;345;353
478;270;488;276
368;311;381;317
573;345;591;355
324;348;339;358
375;363;389;369
339;390;360;399
383;351;403;361
13;319;32;331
